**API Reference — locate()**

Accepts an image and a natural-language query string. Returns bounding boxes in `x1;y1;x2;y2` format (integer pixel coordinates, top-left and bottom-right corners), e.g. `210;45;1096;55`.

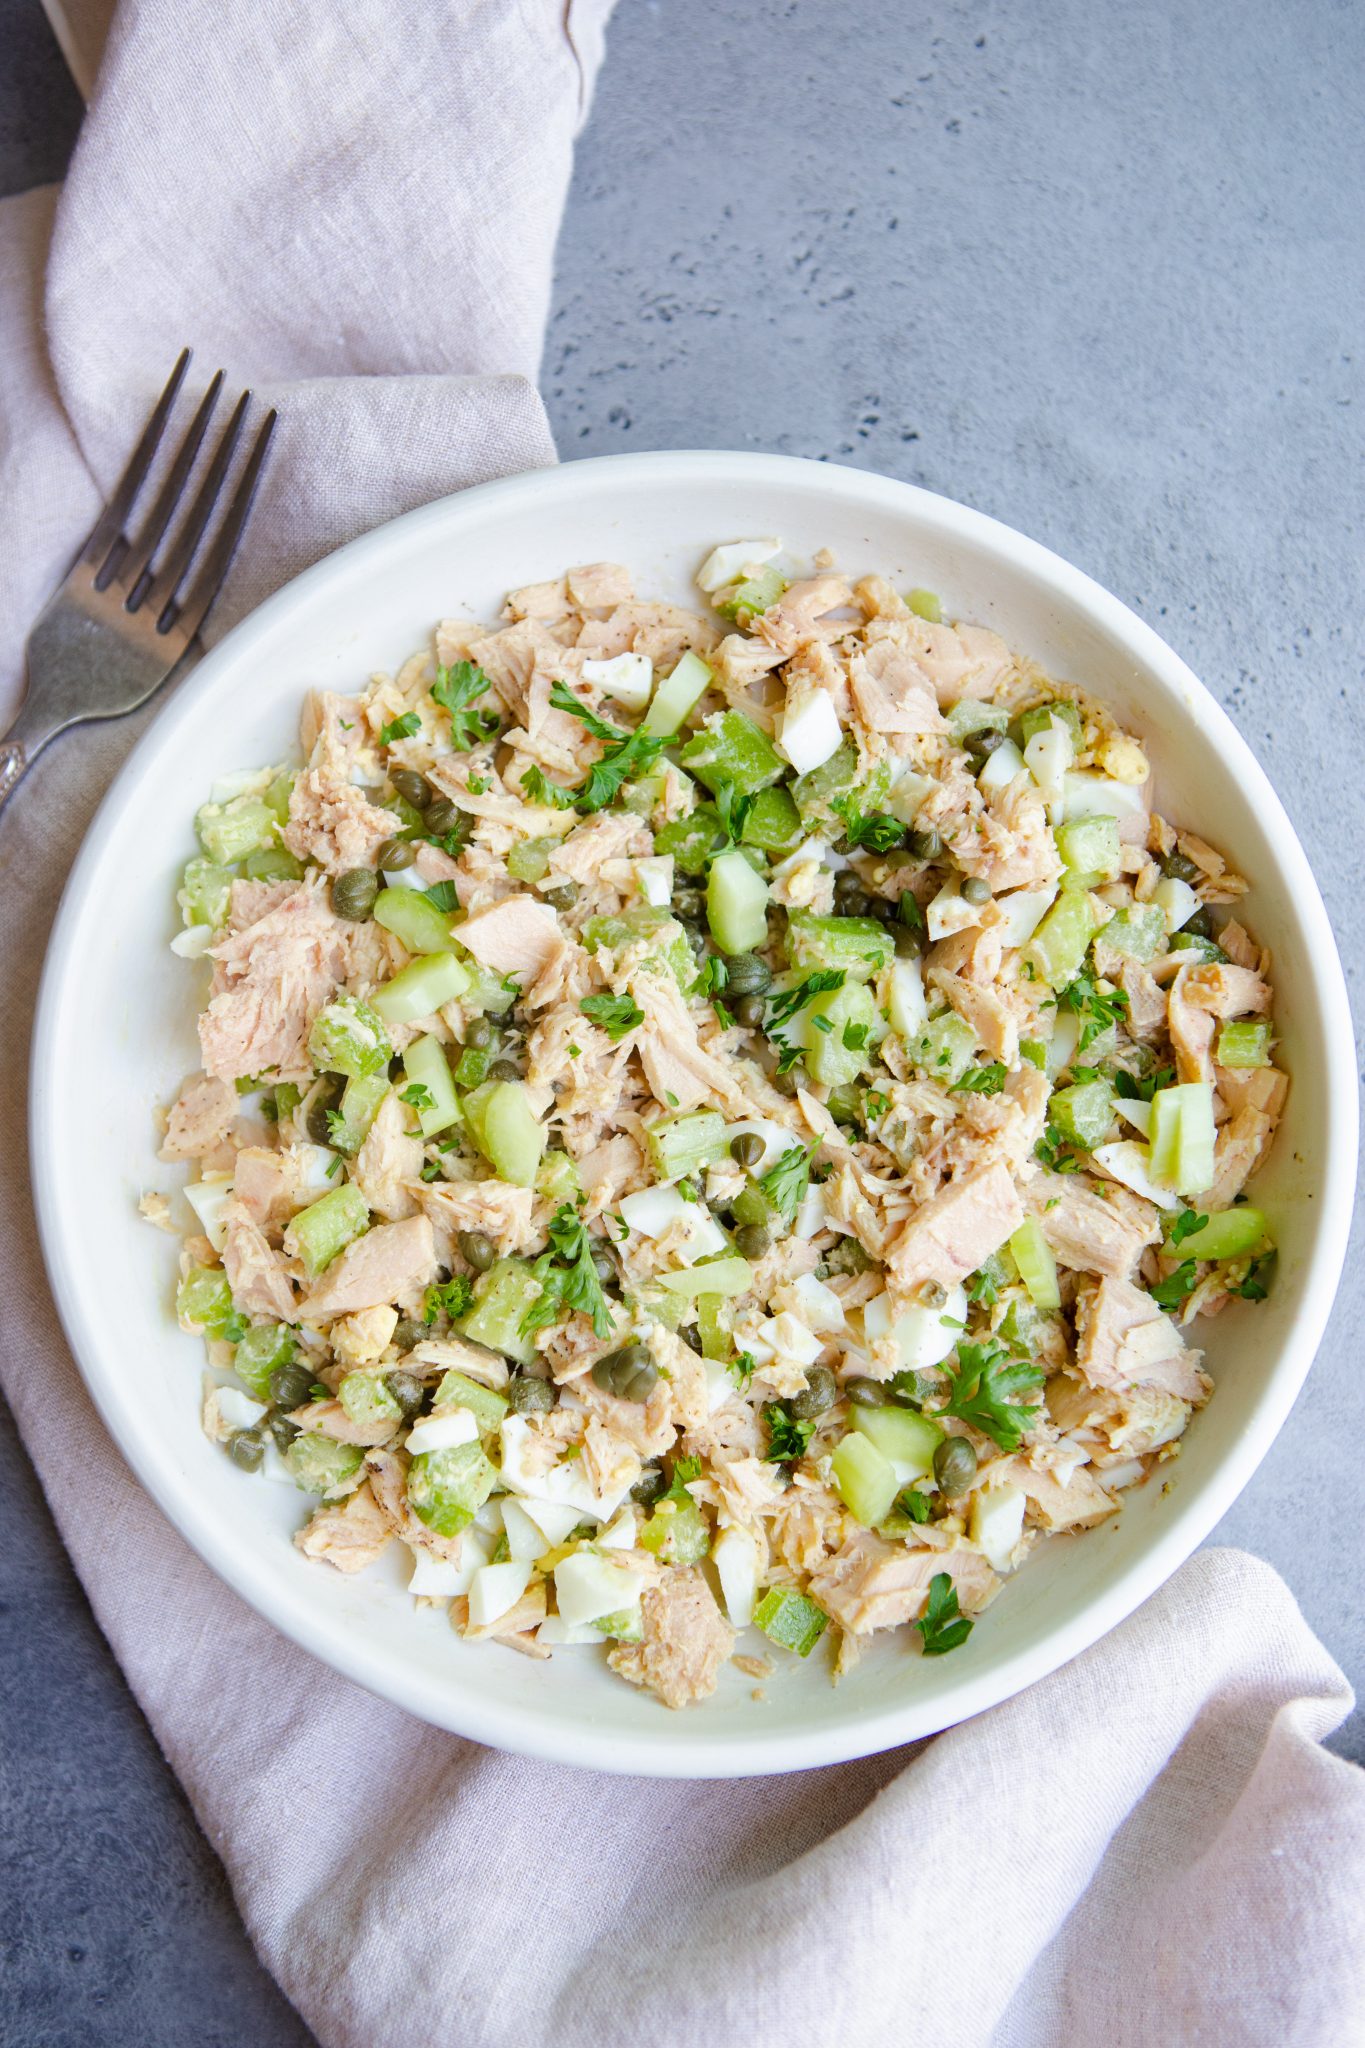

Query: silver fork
0;349;276;811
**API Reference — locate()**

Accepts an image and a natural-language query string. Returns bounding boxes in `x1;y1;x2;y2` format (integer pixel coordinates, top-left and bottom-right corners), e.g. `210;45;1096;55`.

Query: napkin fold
2;5;1363;2045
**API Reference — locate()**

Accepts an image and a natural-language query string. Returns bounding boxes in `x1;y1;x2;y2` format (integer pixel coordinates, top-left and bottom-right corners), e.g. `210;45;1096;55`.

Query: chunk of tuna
365;1447;464;1561
1075;1276;1209;1404
409;1177;536;1259
353;1091;423;1221
1167;966;1216;1084
294;1482;394;1574
1205;1101;1282;1208
607;1566;735;1709
1184;962;1272;1020
546;811;649;884
807;1530;999;1635
200;884;378;1084
286;1396;400;1447
222;1211;296;1320
848;635;945;736
886;1160;1024;1293
458;897;567;985
283;692;396;874
295;1216;438;1320
751;575;855;657
160;1072;238;1162
1033;1174;1162;1279
986;1455;1118;1531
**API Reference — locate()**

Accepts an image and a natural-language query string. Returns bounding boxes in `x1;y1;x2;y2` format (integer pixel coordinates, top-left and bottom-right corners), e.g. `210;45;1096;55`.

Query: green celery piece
1149;1081;1216;1194
589;1607;644;1643
786;913;892;983
680;710;786;797
714;564;786;620
338;1371;402;1427
460;962;521;1015
753;1587;829;1657
232;1323;295;1399
373;952;471;1028
285;1184;369;1277
731;1182;776;1231
407;1441;496;1537
908;1010;977;1085
242;847;305;883
654;805;729;874
432;1370;508;1432
652;1256;754;1299
792;736;859;821
1009;1217;1061;1310
178;856;234;929
582;905;694;989
505;836;557;883
647;1110;729;1180
1217;1021;1272;1069
374;889;458;954
195;794;277;865
286;1434;364;1496
851;1404;943;1476
462;1079;544;1186
1022;889;1101;990
697;1292;733;1360
456;1257;542;1365
707;849;769;953
536;1148;583;1205
831;1432;899;1526
1055;815;1121;885
309;994;392;1080
453;1043;491;1089
804;980;881;1088
1099;904;1166;963
641;650;713;738
176;1265;237;1336
907;587;941;622
1173;1206;1268;1261
402;1036;461;1138
945;699;1010;743
329;1071;390;1154
1168;932;1227;967
640;1479;711;1564
1015;701;1082;749
741;785;803;852
263;770;294;825
1048;1077;1115;1149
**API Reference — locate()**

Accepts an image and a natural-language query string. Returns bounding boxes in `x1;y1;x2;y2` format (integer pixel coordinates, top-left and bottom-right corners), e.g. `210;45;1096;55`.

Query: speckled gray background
2;1;1361;2041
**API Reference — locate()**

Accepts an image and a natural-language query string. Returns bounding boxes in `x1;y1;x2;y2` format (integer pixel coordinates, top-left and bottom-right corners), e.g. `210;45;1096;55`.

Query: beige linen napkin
3;6;1364;2044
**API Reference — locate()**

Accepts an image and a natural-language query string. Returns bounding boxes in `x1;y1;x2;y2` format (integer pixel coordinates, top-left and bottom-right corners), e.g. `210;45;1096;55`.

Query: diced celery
908;587;942;622
1054;815;1121;886
285;1184;369;1276
697;1294;733;1361
792;736;859;822
374;889;458;954
232;1323;295;1399
1173;1206;1269;1261
176;1265;240;1337
1020;1039;1047;1070
851;1404;943;1476
453;1043;491;1089
1217;1021;1273;1069
407;1441;496;1537
338;1371;402;1427
786;913;892;983
178;856;234;930
641;650;714;738
714;564;787;620
505;837;557;883
287;1434;364;1496
1049;1077;1115;1149
619;760;682;819
741;785;803;852
654;805;729;874
328;1071;390;1153
805;981;880;1088
1149;1081;1216;1194
1015;701;1082;749
462;1080;544;1186
1167;932;1227;966
647;1110;729;1180
831;1431;899;1526
1009;1217;1061;1310
536;1148;583;1205
400;1036;460;1138
458;962;520;1015
1099;904;1166;963
653;1257;754;1299
373;953;472;1027
1022;889;1101;989
309;994;392;1080
456;1258;541;1365
195;794;278;865
639;1493;711;1565
945;699;1011;743
681;710;786;797
263;770;294;825
908;1010;978;1086
433;1370;508;1433
582;905;693;988
274;1082;302;1121
731;1183;776;1231
753;1586;829;1657
707;849;769;954
242;847;305;883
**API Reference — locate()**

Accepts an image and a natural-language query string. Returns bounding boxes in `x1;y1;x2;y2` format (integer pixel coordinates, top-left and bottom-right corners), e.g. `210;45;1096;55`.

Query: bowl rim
30;450;1359;1778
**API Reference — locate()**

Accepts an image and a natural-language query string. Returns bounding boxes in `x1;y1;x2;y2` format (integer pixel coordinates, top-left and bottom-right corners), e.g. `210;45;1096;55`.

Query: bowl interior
31;454;1354;1776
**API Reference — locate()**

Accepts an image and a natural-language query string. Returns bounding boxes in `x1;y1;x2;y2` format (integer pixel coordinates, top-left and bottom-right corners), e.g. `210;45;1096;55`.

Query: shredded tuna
607;1567;735;1708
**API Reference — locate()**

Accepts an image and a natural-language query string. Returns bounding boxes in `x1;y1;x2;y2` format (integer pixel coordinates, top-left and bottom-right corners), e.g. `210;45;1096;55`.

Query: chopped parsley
757;1144;813;1228
521;1203;613;1341
728;1350;758;1390
897;1485;934;1524
831;791;907;851
1151;1261;1198;1311
580;992;645;1041
696;955;729;999
1232;1250;1277;1301
914;1572;974;1656
714;779;756;844
423;881;458;912
940;1339;1044;1452
965;1262;1002;1308
548;680;666;811
863;1089;891;1122
423;1275;474;1325
766;969;846;1032
1057;968;1130;1051
399;1082;434;1110
419;1161;443;1181
378;711;421;745
520;763;577;810
762;1403;816;1465
1035;1123;1083;1173
1168;1208;1210;1248
1115;1063;1176;1104
951;1061;1007;1096
842;1020;870;1051
433;660;500;751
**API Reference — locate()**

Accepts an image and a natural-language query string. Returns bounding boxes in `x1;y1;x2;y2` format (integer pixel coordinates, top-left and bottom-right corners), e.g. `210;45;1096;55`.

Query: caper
672;886;704;920
966;728;1007;764
424;799;465;837
465;1017;493;1050
844;1375;890;1408
544;881;578;911
392;1317;426;1353
840;890;873;918
226;1428;265;1472
894;924;924;958
488;1057;520;1082
771;1066;799;1096
1186;905;1214;939
681;1325;704;1353
724;953;773;997
631;1463;667;1506
909;826;943;861
735;994;767;1029
388;1053;405;1081
305;1073;346;1145
331;868;379;921
833;868;864;901
684;925;708;958
270;1360;315;1412
934;1435;978;1497
592;1247;616;1284
730;1132;765;1169
789;1364;837;1420
508;1373;557;1414
375;835;415;871
384;1370;426;1420
391;768;433;810
265;1413;298;1454
457;1229;497;1273
592;1343;658;1402
961;876;992;905
1161;849;1201;884
734;1223;771;1260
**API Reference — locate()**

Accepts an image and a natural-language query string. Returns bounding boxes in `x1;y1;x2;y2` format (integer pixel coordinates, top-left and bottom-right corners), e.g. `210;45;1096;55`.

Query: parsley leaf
965;1262;1002;1308
1035;1123;1083;1173
519;763;577;810
1057;968;1130;1052
763;1403;816;1465
696;955;729;999
914;1571;974;1656
1232;1250;1277;1301
898;1485;933;1524
940;1339;1044;1452
399;1082;434;1110
379;711;421;745
1115;1063;1176;1104
757;1145;813;1228
831;791;908;852
766;969;846;1031
423;1275;473;1325
580;992;645;1041
714;778;756;845
1151;1260;1198;1310
433;660;500;751
548;679;667;812
423;881;458;913
728;1350;758;1390
951;1061;1007;1096
842;1020;870;1051
521;1203;614;1340
1168;1207;1210;1247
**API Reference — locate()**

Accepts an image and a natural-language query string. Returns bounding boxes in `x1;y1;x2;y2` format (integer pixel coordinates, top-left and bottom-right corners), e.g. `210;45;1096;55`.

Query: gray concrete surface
2;0;1361;2040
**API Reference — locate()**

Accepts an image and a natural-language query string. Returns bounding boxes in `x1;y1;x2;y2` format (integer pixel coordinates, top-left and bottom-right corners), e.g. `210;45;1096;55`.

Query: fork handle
0;699;63;815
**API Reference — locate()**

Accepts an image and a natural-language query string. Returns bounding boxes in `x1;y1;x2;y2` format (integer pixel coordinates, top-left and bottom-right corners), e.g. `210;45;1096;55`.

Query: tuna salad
149;542;1285;1708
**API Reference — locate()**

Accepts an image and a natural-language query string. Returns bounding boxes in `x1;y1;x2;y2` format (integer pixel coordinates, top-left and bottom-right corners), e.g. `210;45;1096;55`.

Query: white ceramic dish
30;453;1356;1779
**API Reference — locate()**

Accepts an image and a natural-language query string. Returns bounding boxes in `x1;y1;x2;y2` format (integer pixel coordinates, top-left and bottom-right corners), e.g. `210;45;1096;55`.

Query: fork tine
117;370;224;606
134;389;250;619
164;409;277;642
81;348;191;570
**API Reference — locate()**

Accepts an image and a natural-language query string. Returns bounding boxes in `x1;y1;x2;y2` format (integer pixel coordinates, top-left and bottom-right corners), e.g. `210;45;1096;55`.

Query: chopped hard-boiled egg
723;1118;798;1175
499;1415;634;1523
750;1311;823;1369
888;954;929;1037
1024;719;1074;816
632;855;674;907
1091;1140;1180;1209
620;1184;728;1256
993;885;1058;949
170;925;215;959
405;1407;481;1456
501;1497;551;1564
1062;772;1146;825
1152;875;1200;933
467;1559;533;1628
927;882;984;942
712;1524;761;1627
977;736;1028;792
696;539;782;594
970;1484;1026;1571
553;1551;643;1628
777;691;842;775
789;1273;846;1334
581;651;654;709
184;1174;234;1253
863;1284;968;1371
215;1387;267;1433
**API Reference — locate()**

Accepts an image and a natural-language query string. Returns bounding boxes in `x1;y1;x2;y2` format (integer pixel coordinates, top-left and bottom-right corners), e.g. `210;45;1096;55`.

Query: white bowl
30;454;1357;1778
